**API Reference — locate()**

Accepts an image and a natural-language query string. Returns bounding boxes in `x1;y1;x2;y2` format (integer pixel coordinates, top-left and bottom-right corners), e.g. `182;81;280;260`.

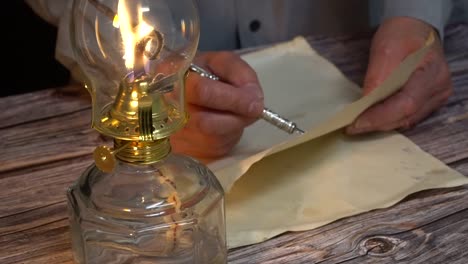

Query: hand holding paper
348;17;453;134
205;32;468;248
210;30;437;192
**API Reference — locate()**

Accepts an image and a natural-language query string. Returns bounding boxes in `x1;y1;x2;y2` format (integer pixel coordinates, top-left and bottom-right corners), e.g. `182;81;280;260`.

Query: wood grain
228;187;468;264
0;84;91;129
0;156;91;218
0;218;72;264
0;23;467;264
0;109;106;173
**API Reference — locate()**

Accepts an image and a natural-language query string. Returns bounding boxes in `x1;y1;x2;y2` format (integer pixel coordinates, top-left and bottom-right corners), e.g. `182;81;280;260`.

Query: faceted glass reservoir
67;154;226;263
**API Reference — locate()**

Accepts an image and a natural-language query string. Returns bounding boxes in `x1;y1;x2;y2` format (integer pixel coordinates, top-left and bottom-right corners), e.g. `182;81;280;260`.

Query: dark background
2;1;70;97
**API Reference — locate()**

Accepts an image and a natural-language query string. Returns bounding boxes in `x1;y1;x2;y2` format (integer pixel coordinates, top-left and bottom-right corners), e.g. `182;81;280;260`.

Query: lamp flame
115;0;154;70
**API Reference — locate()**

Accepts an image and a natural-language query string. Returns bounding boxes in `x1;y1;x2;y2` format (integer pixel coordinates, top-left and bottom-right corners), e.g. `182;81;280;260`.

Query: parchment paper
206;34;468;248
226;131;468;248
209;33;436;192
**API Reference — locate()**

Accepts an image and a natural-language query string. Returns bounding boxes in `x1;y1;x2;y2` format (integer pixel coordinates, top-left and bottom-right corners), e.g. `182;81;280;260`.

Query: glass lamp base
67;153;226;264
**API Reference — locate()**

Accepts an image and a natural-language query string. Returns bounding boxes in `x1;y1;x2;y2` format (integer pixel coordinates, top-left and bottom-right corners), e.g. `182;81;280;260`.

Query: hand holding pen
171;52;303;160
189;59;304;135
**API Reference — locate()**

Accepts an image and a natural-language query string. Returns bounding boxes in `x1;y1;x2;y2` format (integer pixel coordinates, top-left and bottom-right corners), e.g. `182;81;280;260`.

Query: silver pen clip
189;63;305;135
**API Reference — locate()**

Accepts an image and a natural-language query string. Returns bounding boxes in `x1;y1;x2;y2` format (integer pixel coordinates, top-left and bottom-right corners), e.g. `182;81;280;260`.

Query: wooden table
1;24;467;264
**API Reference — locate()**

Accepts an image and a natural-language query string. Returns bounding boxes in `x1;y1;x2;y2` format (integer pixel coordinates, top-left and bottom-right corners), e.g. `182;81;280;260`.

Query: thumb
362;39;409;96
362;17;432;96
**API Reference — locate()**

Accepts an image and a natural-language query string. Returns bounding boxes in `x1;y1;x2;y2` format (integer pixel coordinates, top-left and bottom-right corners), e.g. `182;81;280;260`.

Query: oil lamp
66;0;226;263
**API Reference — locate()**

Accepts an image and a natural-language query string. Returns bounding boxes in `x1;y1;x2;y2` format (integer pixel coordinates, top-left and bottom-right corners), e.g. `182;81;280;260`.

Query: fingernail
348;119;371;134
248;101;263;116
244;83;264;99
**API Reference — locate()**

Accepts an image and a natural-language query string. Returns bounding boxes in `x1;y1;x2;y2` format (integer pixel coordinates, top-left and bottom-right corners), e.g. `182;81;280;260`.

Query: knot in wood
360;236;401;256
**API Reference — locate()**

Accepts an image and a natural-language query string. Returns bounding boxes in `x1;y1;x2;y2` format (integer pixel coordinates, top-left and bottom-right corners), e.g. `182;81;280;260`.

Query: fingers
171;129;242;161
347;16;452;135
171;108;244;160
186;105;253;137
170;104;249;160
398;87;451;130
347;57;451;134
348;68;431;133
196;51;263;91
186;73;264;118
361;17;430;96
346;86;450;134
362;40;406;96
172;51;264;160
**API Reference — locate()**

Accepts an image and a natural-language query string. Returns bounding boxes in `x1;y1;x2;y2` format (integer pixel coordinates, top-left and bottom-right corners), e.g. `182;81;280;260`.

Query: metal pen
189;64;305;135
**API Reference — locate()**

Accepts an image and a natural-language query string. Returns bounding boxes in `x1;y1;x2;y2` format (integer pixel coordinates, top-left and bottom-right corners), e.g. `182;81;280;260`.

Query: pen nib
294;127;305;135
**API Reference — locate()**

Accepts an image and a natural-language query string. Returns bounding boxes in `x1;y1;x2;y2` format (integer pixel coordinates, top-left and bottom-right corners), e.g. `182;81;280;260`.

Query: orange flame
114;0;154;70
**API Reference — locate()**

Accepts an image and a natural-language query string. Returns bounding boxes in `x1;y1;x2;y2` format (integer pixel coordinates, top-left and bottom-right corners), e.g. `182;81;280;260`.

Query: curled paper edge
215;31;436;192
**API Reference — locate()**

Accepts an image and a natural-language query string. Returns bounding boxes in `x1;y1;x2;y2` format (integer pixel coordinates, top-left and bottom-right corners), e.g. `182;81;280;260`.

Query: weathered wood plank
307;31;372;86
0;202;67;236
0;109;107;173
403;102;468;171
344;210;468;264
0;84;91;129
227;187;468;263
1;99;465;175
451;158;468;175
0;159;84;263
0;156;91;218
0;105;465;177
0;164;466;264
0;218;72;264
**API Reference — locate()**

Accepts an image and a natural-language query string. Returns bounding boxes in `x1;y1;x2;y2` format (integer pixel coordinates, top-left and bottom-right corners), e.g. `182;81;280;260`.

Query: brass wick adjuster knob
94;146;117;173
93;143;129;173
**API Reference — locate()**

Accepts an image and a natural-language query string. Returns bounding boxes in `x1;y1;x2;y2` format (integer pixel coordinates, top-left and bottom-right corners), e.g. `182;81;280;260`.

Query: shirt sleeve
25;0;84;82
380;0;453;40
25;0;69;26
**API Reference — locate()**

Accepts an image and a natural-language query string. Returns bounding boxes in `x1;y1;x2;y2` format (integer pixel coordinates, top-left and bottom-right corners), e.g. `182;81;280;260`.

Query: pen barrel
189;64;219;81
189;63;303;134
261;108;297;134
